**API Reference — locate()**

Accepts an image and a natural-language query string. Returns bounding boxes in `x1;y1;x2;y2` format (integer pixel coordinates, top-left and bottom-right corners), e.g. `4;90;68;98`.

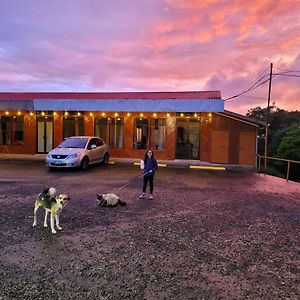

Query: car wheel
102;153;109;165
80;156;89;170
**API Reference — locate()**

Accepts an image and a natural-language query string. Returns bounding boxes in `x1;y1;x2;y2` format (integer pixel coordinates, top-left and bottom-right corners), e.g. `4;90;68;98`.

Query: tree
246;104;300;156
275;126;300;180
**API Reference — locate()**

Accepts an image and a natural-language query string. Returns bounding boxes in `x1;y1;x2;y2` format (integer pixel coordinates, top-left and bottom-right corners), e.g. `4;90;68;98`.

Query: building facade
0;91;265;165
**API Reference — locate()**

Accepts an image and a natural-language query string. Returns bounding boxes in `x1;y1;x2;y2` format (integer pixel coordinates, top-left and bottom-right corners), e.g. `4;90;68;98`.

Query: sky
0;0;299;114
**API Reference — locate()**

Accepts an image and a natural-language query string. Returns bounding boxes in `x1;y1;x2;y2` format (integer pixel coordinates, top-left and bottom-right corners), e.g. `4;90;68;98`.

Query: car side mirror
91;144;97;149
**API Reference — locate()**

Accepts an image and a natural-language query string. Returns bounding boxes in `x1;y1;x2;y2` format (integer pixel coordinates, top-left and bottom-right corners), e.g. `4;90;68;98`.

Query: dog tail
41;187;56;196
48;187;56;196
118;199;127;206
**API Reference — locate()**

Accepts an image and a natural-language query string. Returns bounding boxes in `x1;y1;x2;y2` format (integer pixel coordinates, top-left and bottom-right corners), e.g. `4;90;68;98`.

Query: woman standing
139;149;158;200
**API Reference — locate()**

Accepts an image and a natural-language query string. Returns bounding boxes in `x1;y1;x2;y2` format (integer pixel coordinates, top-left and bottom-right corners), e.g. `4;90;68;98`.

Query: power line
224;69;300;102
275;67;300;73
224;76;270;101
274;73;300;78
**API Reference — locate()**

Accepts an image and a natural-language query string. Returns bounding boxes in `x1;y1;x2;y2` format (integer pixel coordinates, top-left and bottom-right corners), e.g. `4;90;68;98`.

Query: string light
17;111;21;116
140;113;144;117
41;111;45;116
64;111;68;116
194;113;198;117
127;112;131;117
167;113;170;117
114;112;119;117
89;112;93;117
153;113;157;117
77;112;81;116
29;112;34;116
180;113;184;117
102;112;106;117
5;111;9;115
208;113;212;117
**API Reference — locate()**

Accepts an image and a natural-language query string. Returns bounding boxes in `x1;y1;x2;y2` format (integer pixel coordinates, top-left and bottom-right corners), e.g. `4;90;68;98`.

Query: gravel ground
0;161;299;300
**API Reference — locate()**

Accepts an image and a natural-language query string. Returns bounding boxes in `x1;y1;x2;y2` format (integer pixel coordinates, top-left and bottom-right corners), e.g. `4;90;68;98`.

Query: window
95;118;124;148
63;116;84;138
0;116;24;145
152;118;166;150
134;118;149;149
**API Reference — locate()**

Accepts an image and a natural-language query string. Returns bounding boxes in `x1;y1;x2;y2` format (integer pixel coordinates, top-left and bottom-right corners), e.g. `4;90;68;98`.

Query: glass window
110;118;124;148
134;118;149;149
0;116;24;145
95;118;124;149
152;118;166;150
63;116;84;138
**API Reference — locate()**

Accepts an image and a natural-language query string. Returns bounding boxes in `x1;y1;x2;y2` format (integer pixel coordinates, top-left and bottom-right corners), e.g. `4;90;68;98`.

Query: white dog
32;187;71;234
97;193;126;207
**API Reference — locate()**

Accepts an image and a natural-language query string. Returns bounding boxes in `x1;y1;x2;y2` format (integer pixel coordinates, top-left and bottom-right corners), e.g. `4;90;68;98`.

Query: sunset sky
0;0;299;114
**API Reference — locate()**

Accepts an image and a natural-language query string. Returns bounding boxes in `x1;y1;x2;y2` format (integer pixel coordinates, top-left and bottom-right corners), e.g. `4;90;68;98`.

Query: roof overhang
0;98;224;112
216;110;267;127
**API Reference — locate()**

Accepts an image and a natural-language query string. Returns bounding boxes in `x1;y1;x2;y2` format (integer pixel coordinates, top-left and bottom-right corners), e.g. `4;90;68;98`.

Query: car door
86;138;99;164
95;138;105;163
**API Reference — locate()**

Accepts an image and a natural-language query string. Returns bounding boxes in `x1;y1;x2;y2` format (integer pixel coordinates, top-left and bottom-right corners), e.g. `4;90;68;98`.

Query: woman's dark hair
144;148;154;162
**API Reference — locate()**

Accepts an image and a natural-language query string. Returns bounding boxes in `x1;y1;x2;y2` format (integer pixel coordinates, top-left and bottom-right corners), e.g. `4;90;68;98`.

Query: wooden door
211;131;229;163
239;131;256;165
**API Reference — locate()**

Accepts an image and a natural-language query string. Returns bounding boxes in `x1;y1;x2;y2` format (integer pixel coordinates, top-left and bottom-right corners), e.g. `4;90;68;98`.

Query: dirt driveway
0;161;299;300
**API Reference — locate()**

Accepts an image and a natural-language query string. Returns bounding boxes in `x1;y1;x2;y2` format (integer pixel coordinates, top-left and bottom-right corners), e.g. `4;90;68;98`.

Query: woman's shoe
149;194;154;200
139;192;145;199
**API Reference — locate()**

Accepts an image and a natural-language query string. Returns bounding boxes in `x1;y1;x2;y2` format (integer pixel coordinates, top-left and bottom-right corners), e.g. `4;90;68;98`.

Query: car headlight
46;153;51;158
68;153;78;159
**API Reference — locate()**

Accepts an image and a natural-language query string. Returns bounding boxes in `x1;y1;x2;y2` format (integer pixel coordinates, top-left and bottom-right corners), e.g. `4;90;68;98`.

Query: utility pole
264;62;273;173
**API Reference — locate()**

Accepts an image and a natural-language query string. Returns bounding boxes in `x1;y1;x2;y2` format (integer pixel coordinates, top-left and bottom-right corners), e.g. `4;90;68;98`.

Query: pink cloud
0;0;299;113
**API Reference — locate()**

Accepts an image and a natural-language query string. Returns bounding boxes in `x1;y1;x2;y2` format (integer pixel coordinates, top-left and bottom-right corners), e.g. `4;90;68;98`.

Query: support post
264;63;273;174
287;161;290;181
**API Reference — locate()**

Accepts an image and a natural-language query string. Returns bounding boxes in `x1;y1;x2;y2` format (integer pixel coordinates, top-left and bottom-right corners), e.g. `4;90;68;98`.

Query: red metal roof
0;91;221;100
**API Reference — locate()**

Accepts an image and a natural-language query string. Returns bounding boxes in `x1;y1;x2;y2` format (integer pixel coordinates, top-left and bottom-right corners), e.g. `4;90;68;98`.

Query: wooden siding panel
53;113;63;148
200;113;212;162
84;113;94;136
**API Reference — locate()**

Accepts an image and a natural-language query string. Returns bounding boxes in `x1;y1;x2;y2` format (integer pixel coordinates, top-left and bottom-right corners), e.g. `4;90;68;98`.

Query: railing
256;154;300;181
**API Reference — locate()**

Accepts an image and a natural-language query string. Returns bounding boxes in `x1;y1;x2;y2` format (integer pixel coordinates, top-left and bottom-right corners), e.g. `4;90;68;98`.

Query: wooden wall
200;113;257;165
0;111;258;165
0;111;36;154
110;112;176;160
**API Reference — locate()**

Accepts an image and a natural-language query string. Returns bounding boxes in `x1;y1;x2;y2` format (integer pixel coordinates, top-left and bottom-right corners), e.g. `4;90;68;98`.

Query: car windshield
58;138;88;149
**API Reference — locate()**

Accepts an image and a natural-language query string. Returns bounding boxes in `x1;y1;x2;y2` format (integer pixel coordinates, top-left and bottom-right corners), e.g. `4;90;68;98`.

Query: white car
46;136;110;170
